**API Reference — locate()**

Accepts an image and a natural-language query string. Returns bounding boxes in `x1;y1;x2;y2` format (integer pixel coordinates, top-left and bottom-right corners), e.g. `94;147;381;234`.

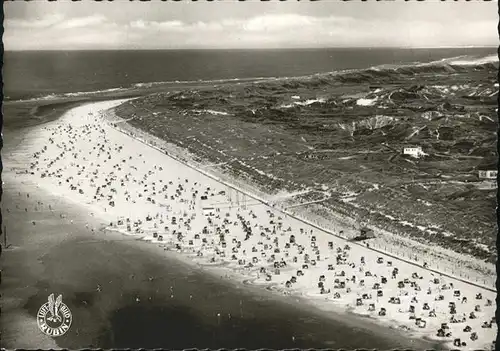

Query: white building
402;146;425;158
478;170;498;180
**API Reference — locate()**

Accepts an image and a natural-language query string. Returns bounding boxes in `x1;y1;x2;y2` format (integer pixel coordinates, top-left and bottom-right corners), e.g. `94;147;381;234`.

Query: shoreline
9;99;496;350
1;154;434;350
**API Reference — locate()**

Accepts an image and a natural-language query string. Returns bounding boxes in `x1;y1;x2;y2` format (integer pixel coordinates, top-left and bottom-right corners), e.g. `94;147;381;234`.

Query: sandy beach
1;104;436;350
5;99;496;350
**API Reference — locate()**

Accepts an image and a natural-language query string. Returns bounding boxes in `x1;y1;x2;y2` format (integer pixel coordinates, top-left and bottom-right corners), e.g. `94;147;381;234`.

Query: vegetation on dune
114;60;498;263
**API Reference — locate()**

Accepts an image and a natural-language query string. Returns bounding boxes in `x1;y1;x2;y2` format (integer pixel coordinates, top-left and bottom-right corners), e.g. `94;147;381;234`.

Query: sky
4;0;498;50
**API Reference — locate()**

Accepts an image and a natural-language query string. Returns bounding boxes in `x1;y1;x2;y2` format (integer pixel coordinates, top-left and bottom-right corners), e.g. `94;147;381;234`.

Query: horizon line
5;45;498;52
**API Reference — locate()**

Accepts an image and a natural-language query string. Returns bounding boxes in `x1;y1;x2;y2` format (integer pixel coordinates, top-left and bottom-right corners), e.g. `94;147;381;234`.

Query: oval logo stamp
37;293;72;337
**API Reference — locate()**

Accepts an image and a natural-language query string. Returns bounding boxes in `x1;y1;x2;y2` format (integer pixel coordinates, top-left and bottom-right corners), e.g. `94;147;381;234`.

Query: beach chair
356;298;363;306
482;321;492;328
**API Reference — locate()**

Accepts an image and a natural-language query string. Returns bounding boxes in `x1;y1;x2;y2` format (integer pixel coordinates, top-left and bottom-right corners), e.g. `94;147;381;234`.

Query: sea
3;47;496;101
2;47;495;349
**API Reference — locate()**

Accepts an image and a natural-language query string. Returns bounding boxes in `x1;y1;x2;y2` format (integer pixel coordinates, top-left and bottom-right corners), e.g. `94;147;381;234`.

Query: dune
20;100;497;350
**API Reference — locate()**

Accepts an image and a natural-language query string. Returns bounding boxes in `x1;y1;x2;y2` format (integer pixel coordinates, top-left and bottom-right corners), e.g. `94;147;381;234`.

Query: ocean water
4;47;496;101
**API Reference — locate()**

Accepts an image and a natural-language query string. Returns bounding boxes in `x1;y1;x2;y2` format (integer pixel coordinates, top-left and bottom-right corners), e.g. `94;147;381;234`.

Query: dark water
4;47;495;101
94;269;416;350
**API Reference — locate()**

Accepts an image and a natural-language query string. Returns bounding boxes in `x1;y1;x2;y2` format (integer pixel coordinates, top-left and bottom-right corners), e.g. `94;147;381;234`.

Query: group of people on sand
26;112;496;350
